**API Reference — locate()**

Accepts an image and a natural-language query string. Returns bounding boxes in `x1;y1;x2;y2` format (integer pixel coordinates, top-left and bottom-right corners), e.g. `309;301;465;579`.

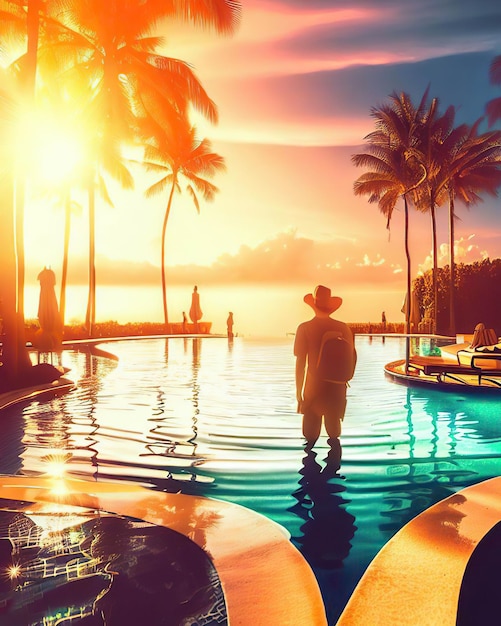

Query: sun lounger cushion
475;343;501;353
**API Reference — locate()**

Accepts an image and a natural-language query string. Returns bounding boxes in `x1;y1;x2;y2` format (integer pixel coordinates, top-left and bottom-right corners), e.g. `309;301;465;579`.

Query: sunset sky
23;0;501;332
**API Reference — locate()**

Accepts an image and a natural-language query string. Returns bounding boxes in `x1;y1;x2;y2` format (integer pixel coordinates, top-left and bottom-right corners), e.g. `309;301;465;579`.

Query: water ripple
2;335;501;624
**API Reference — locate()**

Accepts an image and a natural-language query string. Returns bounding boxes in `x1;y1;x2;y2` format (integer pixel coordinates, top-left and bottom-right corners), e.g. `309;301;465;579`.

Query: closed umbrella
36;267;63;353
401;290;421;330
189;285;203;328
402;289;421;373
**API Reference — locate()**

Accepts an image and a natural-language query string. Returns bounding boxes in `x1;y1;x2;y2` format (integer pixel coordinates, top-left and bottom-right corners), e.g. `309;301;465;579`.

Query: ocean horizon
24;283;407;337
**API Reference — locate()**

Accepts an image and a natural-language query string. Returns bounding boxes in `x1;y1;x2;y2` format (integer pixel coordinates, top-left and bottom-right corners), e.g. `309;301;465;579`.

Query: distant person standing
381;310;387;330
226;312;234;338
182;311;188;333
189;285;202;331
294;285;357;449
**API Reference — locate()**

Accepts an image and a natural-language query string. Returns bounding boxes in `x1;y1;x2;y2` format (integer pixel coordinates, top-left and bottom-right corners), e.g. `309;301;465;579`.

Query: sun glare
35;129;83;183
14;107;86;186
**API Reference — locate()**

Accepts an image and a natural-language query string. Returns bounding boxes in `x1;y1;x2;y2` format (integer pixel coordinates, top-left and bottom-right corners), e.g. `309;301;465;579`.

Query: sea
24;283;406;337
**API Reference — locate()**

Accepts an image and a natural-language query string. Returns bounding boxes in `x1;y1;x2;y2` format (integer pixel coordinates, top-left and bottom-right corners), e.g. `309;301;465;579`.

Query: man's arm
295;353;306;412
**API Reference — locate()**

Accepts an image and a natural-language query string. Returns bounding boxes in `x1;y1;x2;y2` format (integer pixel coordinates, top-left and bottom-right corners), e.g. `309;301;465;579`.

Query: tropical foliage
486;54;501;127
0;0;241;389
354;87;501;336
142;117;226;324
413;259;501;333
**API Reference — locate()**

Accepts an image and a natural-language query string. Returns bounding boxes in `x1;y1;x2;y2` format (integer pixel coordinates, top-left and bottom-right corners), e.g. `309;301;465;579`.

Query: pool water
2;335;501;625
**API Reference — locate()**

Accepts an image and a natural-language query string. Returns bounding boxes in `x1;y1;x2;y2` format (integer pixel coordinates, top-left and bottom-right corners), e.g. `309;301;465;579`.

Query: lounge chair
457;323;501;370
409;353;501;387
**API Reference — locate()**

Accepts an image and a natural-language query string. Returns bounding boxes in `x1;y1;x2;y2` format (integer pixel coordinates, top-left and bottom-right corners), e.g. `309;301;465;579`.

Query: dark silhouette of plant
414;259;501;332
142;118;225;325
43;0;240;335
432;120;501;334
352;91;428;338
486;55;501;127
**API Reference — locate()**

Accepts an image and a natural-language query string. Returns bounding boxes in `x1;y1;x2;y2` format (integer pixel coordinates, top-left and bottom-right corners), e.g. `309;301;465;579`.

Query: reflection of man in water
290;444;356;568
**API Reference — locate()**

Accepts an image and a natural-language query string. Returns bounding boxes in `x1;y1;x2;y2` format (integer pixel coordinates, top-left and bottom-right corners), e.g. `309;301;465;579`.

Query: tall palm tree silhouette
142;118;225;325
0;0;45;385
353;93;427;347
0;0;240;377
37;0;239;335
432;119;501;334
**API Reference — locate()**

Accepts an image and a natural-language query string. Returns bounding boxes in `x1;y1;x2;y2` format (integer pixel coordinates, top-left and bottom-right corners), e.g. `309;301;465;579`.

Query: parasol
36;267;63;352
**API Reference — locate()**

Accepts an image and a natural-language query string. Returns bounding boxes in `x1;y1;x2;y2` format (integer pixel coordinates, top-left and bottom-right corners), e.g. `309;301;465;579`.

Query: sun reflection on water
2;336;501;624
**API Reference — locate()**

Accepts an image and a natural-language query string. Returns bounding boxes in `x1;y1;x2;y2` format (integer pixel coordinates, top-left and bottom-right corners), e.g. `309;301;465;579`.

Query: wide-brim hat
304;285;342;314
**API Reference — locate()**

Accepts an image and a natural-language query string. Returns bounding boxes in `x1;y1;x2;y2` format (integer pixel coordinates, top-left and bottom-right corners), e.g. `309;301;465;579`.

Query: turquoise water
2;335;501;624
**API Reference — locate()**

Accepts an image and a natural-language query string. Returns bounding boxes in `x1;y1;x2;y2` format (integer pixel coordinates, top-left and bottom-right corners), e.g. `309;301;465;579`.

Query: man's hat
304;285;342;314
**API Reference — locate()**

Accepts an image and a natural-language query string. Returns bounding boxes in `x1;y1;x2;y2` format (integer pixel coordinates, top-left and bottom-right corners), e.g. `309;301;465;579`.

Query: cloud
417;234;492;274
180;0;501;149
28;230;406;289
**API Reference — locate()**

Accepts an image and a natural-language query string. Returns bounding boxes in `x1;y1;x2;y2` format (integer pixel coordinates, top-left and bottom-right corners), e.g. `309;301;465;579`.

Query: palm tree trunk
3;0;43;385
60;188;71;327
20;0;41;320
15;182;25;321
0;173;21;389
161;176;177;326
85;181;96;337
404;195;411;372
430;195;438;335
26;0;41;88
448;192;456;336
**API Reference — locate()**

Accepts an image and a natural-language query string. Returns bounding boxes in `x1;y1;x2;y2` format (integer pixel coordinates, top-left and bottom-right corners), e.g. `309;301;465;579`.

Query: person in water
294;285;357;448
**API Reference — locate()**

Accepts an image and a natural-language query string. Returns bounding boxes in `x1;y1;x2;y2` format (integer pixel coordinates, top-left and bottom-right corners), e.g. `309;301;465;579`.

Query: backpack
316;331;355;383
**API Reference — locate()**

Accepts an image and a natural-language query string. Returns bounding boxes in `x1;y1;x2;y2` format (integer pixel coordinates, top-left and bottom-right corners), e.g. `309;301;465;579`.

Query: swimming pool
2;335;501;624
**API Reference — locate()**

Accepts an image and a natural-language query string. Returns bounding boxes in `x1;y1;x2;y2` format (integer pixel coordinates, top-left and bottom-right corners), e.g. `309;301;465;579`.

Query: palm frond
145;175;171;199
170;0;242;36
485;97;501;127
489;54;501;85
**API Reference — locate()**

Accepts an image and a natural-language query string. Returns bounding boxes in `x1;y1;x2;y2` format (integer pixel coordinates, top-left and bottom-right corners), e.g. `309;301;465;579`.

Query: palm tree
0;80;20;389
36;0;239;335
486;55;501;127
434;120;501;333
0;0;46;385
353;96;427;350
408;101;464;334
0;0;241;346
142;118;225;325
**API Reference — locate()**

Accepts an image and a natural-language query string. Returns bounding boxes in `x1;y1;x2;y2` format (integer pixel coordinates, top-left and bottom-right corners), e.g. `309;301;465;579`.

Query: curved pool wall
2;335;501;625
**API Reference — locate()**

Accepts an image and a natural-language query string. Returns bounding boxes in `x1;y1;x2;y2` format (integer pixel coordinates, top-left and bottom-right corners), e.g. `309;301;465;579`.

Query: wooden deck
385;359;501;392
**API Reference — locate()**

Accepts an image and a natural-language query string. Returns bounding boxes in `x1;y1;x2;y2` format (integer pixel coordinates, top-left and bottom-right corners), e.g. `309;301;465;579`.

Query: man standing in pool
294;285;357;448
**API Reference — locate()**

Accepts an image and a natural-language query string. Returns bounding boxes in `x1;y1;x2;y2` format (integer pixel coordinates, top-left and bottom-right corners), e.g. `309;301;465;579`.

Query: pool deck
0;377;75;411
337;476;501;625
0;475;327;626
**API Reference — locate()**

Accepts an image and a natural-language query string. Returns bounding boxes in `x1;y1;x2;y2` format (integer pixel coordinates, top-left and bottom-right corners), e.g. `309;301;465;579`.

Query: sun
14;105;87;187
34;124;84;184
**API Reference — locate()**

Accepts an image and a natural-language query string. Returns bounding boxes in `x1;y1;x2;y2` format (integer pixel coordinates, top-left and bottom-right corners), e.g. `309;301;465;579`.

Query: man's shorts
302;381;347;420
